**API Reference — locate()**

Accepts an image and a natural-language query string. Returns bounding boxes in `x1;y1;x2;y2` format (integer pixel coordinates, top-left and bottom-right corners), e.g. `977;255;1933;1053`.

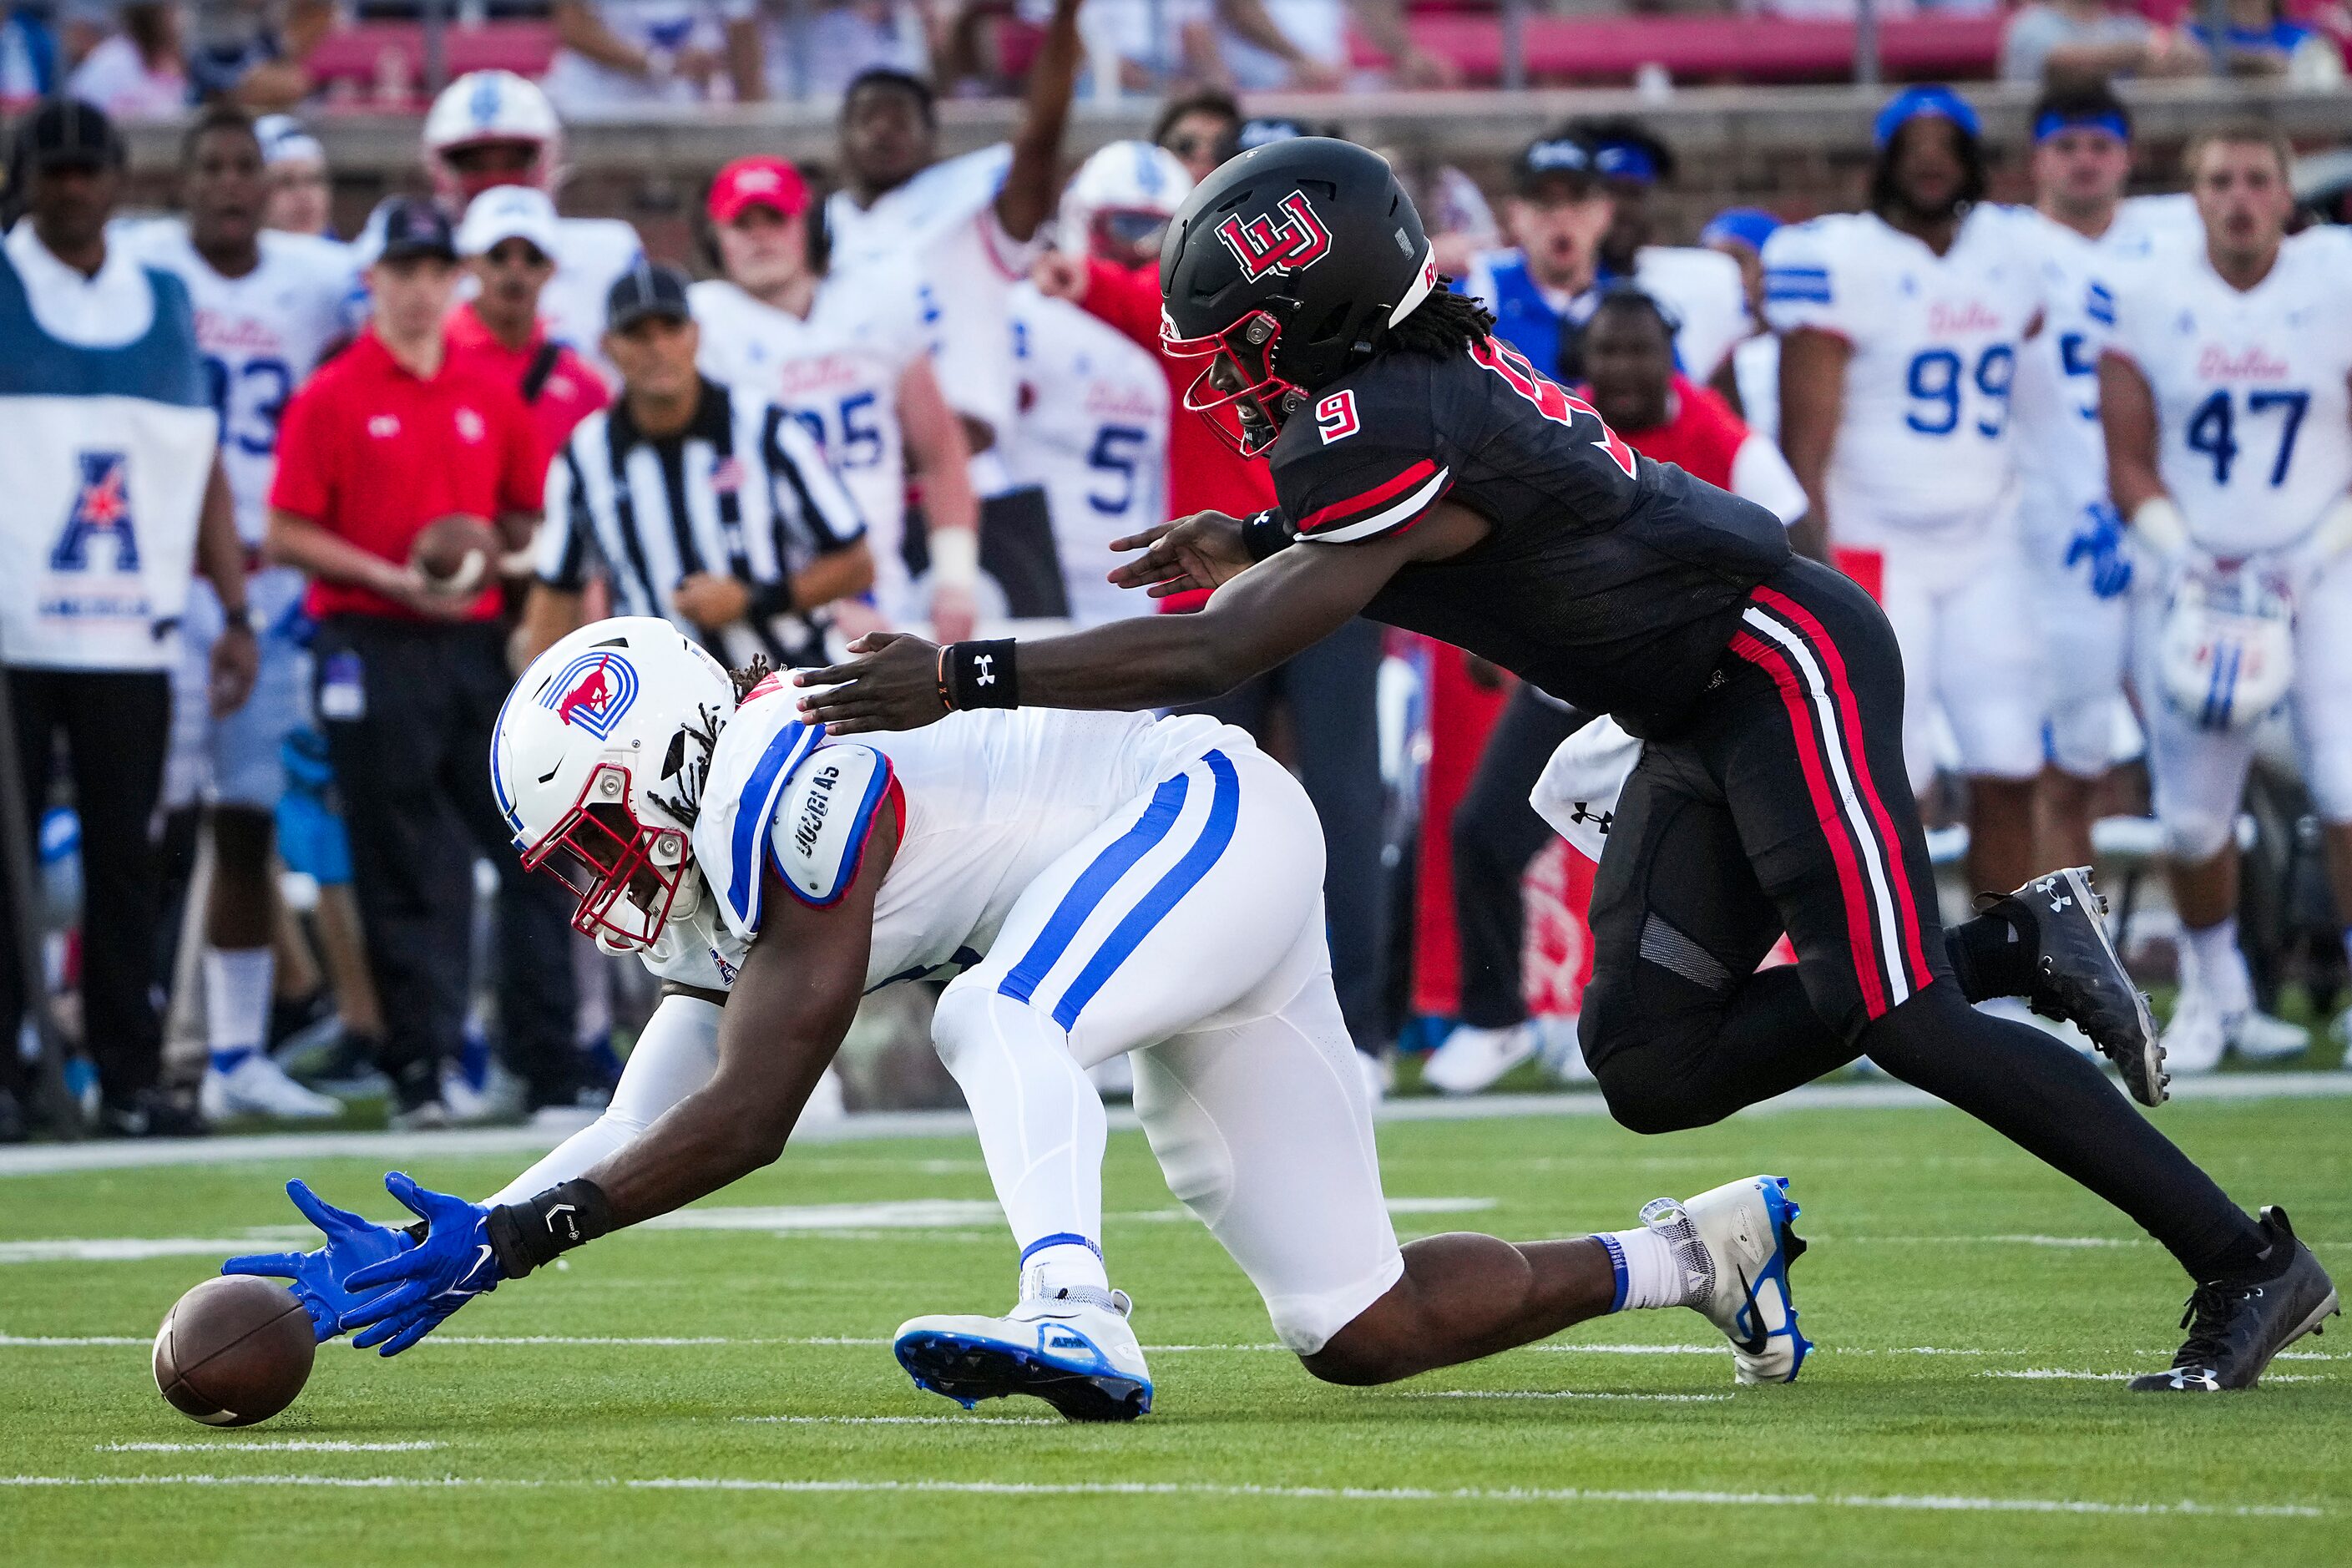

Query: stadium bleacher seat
305;20;557;105
1378;13;2006;84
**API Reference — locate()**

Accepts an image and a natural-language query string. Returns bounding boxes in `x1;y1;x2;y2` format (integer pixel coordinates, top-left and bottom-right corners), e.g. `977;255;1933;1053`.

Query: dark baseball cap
14;96;124;172
1514;132;1597;195
376;196;458;262
606;260;693;331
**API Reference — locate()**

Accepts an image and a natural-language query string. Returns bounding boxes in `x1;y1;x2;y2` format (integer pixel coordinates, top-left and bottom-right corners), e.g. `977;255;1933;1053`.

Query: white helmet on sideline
2156;561;2296;733
424;70;564;208
1058;139;1191;264
493;618;736;953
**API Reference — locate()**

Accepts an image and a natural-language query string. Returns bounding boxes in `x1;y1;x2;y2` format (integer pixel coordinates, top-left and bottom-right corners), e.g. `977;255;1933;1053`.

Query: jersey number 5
1469;337;1637;478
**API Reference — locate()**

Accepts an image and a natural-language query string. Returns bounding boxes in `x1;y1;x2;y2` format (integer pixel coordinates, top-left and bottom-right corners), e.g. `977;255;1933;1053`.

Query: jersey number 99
1904;344;2014;439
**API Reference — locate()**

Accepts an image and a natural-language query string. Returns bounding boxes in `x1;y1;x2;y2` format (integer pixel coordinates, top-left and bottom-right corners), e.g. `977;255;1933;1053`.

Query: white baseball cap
457;185;560;260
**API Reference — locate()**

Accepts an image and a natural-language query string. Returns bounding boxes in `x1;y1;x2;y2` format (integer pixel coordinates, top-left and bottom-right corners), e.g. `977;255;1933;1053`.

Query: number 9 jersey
2102;226;2352;556
1761;205;2049;537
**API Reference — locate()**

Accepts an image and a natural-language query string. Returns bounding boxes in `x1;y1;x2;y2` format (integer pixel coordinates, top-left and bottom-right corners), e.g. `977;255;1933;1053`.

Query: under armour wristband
1242;508;1297;562
939;639;1019;711
485;1178;615;1279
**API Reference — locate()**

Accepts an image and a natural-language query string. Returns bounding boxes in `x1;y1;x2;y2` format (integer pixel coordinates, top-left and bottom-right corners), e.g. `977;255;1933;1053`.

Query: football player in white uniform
120;107;357;1122
2012;82;2200;871
419;70;642;374
690;156;978;638
253;114;333;238
1767;85;2051;900
230;618;1813;1419
1001;141;1187;628
1573;118;1751;383
2101;124;2352;1070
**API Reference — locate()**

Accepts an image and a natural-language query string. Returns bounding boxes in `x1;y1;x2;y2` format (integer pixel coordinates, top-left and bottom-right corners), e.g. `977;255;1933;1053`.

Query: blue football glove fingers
374;1306;454;1357
338;1276;437;1332
219;1249;311;1280
286;1178;380;1240
343;1244;437;1297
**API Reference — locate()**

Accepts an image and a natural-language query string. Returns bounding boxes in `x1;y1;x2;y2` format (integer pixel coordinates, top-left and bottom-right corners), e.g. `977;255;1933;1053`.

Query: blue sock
209;1046;254;1074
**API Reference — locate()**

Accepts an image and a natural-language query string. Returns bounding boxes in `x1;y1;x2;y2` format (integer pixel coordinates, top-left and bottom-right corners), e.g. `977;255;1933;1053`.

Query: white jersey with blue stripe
675;675;1241;994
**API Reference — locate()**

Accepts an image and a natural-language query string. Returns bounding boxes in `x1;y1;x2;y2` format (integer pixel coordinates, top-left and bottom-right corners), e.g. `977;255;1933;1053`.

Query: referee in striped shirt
518;263;873;669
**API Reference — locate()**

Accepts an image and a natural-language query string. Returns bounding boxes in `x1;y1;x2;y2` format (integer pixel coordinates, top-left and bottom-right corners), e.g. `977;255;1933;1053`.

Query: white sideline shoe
200;1053;342;1121
1421;1023;1535;1095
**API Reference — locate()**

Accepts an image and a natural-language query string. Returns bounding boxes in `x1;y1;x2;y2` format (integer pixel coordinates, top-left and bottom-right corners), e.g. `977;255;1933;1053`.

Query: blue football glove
2066;503;2135;600
220;1179;417;1343
340;1171;506;1357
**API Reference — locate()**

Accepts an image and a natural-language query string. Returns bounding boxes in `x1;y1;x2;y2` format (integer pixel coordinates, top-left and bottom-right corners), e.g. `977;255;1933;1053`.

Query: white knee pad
2161;808;2237;864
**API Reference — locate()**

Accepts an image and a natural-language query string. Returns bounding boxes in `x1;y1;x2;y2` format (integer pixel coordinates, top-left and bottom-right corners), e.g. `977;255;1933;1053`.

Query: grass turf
3;1096;2349;1565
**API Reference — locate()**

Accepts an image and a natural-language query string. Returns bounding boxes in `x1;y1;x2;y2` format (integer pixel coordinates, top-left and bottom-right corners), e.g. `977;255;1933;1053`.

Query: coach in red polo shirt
265;197;579;1127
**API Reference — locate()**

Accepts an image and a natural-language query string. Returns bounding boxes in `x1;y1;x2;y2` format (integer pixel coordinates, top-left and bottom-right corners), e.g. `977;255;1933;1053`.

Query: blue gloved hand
220;1179;417;1343
2066;503;2135;600
340;1171;504;1356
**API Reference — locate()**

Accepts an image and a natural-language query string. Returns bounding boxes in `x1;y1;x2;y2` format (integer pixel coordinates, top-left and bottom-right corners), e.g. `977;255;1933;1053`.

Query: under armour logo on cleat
2049;894;2071;914
974;655;994;686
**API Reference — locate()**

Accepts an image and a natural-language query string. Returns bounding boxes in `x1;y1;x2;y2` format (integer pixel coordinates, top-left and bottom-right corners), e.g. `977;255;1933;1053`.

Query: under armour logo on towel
1570;802;1614;834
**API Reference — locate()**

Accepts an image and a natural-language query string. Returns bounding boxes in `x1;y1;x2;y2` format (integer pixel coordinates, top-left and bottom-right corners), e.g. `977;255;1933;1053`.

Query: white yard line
0;1473;2322;1518
1400;1390;1732;1403
96;1441;443;1453
8;1074;2346;1178
734;1415;1058;1427
1984;1369;2323;1383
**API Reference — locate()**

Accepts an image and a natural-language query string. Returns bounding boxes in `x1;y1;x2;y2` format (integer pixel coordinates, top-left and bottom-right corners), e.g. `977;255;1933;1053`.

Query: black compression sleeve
484;1179;616;1279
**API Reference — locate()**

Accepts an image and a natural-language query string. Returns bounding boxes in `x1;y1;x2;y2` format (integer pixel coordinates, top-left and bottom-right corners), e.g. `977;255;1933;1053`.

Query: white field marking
0;1474;2322;1518
0;1238;270;1263
1985;1369;2324;1384
734;1415;1058;1427
97;1441;443;1453
1401;1390;1732;1404
12;1071;2349;1178
0;1335;150;1346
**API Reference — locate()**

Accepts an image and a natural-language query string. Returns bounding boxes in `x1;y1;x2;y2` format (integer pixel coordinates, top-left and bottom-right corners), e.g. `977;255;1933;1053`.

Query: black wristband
942;639;1019;711
485;1178;615;1279
1241;508;1297;563
748;578;796;621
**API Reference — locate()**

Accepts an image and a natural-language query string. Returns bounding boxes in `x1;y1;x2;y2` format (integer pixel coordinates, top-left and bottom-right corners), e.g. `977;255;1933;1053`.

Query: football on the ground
410;514;501;596
152;1275;315;1426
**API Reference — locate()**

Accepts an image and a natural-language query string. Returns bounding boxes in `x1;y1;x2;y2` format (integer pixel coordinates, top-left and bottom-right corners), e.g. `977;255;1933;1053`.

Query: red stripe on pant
1728;628;1890;1020
1749;584;1935;994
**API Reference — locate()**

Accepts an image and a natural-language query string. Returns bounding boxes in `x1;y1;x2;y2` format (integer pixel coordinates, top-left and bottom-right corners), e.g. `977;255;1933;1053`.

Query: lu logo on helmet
539;650;640;740
1215;191;1333;281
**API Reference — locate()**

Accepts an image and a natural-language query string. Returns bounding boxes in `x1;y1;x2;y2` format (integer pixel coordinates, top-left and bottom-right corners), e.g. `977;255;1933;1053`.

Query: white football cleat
1646;1174;1812;1385
200;1053;342;1121
2162;989;2227;1075
1421;1023;1535;1095
895;1287;1153;1422
2226;1006;2309;1062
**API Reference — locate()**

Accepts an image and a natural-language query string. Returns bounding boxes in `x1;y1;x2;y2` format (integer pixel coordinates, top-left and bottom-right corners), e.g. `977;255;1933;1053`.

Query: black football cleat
1986;867;2166;1107
2130;1206;2339;1392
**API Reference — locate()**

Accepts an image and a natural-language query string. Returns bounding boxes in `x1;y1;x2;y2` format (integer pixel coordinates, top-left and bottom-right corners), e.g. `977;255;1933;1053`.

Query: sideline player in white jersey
1001;141;1186;628
2012;82;2198;872
119;106;357;1123
2102;124;2352;1072
1767;85;2051;900
228;618;1812;1418
691;156;979;638
822;0;1080;533
419;70;641;375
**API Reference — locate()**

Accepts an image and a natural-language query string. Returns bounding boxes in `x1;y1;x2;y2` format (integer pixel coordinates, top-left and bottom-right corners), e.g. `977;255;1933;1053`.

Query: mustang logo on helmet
539;651;641;741
1215;191;1333;281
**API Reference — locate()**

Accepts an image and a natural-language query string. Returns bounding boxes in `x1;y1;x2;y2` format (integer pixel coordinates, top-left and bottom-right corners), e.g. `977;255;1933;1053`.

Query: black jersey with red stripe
1268;336;1790;736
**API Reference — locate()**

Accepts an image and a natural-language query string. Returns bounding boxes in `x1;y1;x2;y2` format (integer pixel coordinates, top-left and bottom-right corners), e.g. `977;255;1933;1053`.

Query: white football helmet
494;618;736;953
424;70;564;207
2157;561;2297;733
1058;140;1192;264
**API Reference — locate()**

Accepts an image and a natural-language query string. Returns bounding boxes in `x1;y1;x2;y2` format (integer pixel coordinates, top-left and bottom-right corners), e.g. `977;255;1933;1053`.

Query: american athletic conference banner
0;392;215;670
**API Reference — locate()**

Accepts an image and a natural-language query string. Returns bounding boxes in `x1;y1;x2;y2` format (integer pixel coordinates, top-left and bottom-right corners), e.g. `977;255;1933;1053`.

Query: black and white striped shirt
536;377;867;668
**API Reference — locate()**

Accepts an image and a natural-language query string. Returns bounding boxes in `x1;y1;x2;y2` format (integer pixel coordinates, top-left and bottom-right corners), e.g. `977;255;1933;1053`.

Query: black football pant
1577;557;2258;1277
1188;617;1390;1048
315;617;578;1111
0;667;170;1105
1452;682;1584;1030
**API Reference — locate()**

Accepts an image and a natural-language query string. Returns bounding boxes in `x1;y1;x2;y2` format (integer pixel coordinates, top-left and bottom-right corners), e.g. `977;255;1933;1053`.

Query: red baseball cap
708;157;811;224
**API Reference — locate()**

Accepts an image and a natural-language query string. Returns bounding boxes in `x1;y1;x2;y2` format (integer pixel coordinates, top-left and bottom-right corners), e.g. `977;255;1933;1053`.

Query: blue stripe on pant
996;750;1242;1032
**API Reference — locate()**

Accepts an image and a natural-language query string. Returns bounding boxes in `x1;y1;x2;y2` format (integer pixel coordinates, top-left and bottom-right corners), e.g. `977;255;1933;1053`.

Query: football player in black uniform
800;139;2338;1393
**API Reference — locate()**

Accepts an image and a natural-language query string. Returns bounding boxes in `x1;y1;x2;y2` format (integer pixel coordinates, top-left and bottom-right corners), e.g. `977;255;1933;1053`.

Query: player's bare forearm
794;540;877;613
902;360;979;530
1777;329;1849;535
583;843;890;1227
997;0;1084;243
195;459;248;611
2098;352;2167;516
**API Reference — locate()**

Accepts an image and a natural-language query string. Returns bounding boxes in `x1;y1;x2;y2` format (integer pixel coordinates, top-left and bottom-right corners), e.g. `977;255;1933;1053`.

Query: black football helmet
1159;137;1435;458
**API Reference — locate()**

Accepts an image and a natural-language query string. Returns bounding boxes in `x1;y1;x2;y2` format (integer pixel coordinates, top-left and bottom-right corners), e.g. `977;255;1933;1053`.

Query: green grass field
5;1095;2350;1565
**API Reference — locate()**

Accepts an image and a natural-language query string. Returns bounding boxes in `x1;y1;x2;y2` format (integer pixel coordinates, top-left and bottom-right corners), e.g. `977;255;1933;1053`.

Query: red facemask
1161;306;1302;460
520;762;690;952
